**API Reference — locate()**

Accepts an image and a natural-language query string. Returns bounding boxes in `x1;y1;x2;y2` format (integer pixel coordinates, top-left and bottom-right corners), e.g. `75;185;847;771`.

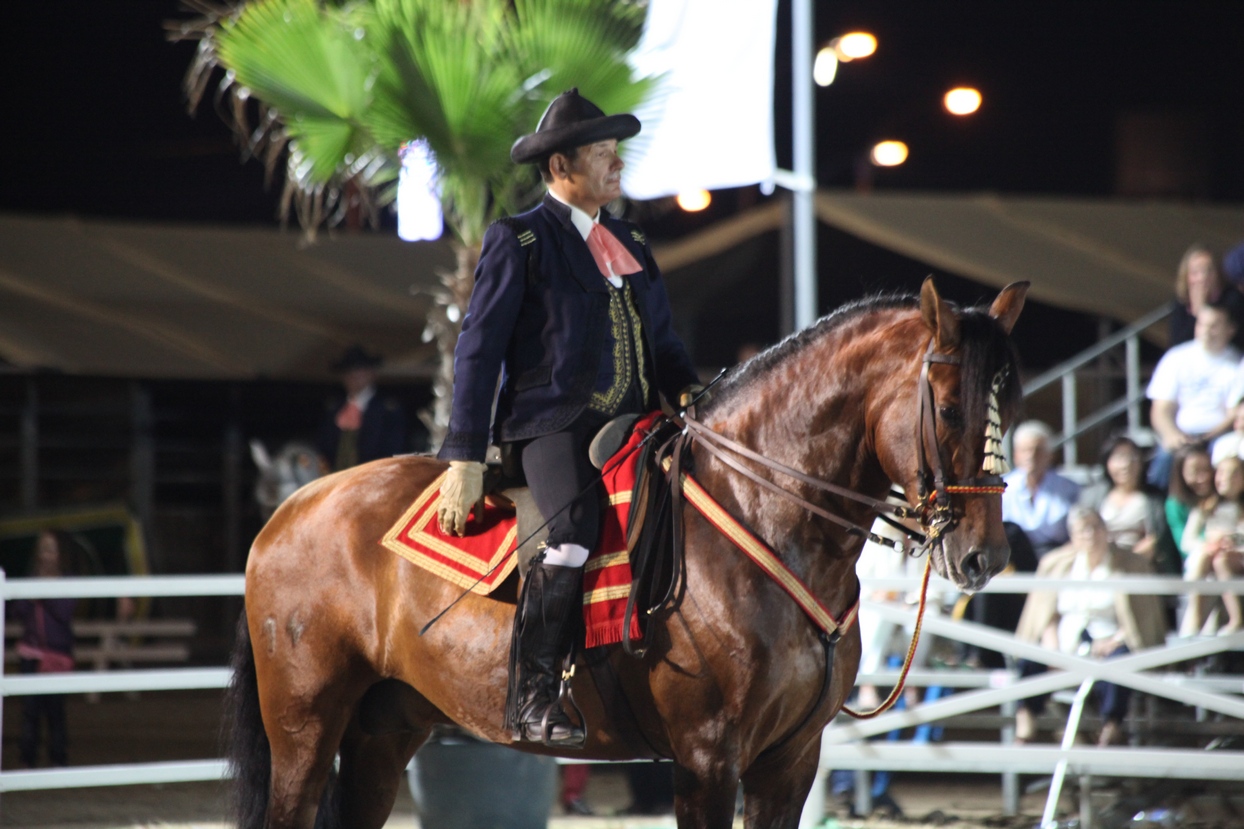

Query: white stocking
542;543;590;568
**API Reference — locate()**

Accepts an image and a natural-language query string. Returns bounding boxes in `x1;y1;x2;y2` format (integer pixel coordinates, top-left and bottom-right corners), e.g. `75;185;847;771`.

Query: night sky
2;1;1242;237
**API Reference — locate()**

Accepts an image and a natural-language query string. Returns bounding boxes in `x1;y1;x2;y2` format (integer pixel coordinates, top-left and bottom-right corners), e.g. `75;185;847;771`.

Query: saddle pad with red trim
381;413;665;647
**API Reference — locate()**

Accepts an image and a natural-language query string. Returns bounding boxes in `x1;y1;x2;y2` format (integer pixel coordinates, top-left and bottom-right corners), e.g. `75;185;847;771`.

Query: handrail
1050;390;1144;451
1023;303;1171;396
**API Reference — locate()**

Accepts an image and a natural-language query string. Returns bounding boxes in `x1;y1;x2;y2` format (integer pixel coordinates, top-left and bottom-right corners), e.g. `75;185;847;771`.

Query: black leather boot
506;559;586;747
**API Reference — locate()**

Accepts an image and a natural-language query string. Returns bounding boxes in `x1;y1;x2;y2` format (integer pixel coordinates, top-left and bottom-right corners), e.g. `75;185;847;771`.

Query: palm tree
170;0;655;445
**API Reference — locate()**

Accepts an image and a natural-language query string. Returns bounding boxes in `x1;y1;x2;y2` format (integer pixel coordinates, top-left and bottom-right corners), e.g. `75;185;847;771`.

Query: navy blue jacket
318;394;408;469
439;195;698;462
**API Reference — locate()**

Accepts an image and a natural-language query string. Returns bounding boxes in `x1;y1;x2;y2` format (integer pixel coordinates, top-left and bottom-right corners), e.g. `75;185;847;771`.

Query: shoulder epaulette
493;216;541;286
494;216;536;247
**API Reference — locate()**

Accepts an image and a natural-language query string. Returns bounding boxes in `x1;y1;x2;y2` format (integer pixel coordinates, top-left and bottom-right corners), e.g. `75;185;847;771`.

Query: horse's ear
989;281;1030;336
249;439;272;472
920;277;960;350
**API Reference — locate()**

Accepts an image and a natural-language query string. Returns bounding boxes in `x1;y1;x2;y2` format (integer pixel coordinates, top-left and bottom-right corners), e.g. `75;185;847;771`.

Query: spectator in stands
1224;240;1244;291
959;522;1039;669
1211;405;1244;467
1168;244;1244;348
829;510;934;819
317;345;408;471
1013;508;1167;747
9;531;78;767
1180;456;1244;635
1145;301;1241;490
1166;445;1215;562
1078;435;1179;574
1002;421;1080;558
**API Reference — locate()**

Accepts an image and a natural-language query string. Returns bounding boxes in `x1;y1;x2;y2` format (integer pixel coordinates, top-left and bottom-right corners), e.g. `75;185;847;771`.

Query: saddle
485;413;685;654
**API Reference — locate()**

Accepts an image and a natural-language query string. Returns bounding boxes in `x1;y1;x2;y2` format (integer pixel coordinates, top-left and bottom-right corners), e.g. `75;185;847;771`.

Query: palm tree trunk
421;240;480;451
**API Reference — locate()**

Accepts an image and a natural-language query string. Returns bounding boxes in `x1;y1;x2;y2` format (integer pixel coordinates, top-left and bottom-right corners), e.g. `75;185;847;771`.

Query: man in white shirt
1146;302;1241;488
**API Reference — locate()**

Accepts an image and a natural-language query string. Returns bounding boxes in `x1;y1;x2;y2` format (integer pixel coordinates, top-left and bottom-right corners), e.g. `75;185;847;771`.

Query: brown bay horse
228;279;1028;828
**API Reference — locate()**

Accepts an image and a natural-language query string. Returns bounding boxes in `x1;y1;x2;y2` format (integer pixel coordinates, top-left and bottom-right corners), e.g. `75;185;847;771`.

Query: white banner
622;0;778;201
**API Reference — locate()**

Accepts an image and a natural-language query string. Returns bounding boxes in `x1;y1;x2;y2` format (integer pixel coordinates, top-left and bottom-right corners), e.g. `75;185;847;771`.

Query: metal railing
0;571;244;793
1021;303;1171;464
800;572;1244;829
7;570;1244;829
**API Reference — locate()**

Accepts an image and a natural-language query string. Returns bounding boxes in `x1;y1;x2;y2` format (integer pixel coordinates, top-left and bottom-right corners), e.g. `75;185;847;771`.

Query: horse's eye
938;406;964;428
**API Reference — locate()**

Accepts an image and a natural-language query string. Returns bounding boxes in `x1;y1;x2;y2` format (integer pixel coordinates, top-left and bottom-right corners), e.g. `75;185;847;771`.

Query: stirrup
546;657;586;748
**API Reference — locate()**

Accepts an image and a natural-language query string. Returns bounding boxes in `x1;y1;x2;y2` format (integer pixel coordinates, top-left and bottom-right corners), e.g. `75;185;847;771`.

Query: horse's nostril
963;550;987;581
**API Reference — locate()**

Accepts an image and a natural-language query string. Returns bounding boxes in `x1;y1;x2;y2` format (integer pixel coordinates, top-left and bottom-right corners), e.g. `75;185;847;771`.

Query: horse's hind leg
264;712;350;829
337;721;428;829
740;737;822;829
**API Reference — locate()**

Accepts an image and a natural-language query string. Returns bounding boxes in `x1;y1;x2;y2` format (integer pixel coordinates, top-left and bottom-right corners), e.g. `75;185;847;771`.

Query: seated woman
1168;243;1244;348
1014;508;1167;747
1166;445;1215;561
1078;435;1178;574
1180;455;1244;635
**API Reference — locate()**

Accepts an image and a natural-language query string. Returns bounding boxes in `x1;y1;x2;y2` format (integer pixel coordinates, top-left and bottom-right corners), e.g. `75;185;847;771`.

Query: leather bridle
680;338;1006;554
914;340;1008;544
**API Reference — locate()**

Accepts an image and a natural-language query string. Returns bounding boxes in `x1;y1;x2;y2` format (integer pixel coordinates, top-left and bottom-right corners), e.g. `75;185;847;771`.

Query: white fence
4;571;1244;829
0;571;243;792
801;574;1244;829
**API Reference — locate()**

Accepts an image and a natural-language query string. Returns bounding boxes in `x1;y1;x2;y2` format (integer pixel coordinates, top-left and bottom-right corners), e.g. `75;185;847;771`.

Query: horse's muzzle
956;546;1006;592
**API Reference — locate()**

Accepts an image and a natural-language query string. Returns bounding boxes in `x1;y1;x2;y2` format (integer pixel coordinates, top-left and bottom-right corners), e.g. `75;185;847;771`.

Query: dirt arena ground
2;690;1239;828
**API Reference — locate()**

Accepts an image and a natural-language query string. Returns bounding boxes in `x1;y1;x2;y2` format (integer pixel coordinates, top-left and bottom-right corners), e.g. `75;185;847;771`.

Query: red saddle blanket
381;414;661;648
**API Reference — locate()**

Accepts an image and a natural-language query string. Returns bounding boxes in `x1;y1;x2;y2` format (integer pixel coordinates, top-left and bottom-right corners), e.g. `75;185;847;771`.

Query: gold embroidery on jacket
589;279;650;415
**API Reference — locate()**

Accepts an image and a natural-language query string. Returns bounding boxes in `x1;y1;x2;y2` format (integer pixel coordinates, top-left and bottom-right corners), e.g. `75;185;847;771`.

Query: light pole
776;8;878;334
783;0;817;333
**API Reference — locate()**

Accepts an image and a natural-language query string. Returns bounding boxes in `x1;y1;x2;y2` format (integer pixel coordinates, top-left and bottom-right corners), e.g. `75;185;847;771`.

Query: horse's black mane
700;290;1022;430
701;292;916;413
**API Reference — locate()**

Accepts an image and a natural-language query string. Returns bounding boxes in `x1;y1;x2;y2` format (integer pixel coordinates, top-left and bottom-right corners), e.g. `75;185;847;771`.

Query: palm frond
366;0;524;241
508;0;656;116
175;0;658;242
216;0;375;183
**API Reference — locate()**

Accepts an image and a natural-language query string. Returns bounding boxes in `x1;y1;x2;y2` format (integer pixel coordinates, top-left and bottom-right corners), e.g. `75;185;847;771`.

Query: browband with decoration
983;365;1010;475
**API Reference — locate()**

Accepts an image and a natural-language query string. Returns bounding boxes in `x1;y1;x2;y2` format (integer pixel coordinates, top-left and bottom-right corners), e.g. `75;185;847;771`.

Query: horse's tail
223;609;270;829
223;608;343;829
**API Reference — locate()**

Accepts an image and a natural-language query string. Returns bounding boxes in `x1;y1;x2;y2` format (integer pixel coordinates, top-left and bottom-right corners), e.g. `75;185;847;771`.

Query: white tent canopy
2;192;1241;379
813;191;1244;330
0;214;454;379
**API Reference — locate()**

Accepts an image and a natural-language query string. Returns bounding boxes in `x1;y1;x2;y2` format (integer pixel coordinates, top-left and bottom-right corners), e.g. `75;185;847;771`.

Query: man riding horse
435;89;702;747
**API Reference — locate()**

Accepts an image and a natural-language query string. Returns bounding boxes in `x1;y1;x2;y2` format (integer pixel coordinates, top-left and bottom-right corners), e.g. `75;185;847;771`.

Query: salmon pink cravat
586;223;642;278
336;400;362;431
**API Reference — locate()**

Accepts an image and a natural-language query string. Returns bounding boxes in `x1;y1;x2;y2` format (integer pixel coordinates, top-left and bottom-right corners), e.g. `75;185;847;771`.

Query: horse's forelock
957;309;1022;445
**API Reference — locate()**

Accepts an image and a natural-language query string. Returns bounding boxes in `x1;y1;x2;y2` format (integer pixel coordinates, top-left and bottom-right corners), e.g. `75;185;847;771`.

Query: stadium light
814;32;877;87
836;32;877;60
676;190;712;212
944;87;982;116
870;140;908;167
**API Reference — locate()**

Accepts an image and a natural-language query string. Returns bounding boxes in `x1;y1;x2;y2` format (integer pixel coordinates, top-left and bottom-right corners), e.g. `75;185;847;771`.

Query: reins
841;554;932;719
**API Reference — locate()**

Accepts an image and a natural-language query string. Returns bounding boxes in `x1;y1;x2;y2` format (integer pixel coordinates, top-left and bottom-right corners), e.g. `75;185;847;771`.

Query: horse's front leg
671;748;742;829
740;733;823;829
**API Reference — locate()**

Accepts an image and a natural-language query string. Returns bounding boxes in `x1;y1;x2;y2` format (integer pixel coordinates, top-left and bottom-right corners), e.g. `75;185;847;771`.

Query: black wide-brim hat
332;344;383;373
511;88;641;165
